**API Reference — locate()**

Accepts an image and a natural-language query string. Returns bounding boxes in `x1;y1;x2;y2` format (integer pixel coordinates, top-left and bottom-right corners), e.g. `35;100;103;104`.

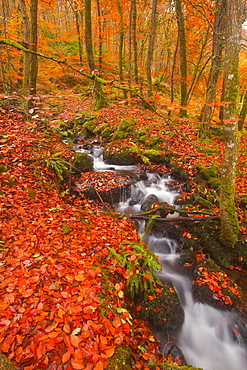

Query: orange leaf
71;360;84;369
94;361;104;370
62;351;71;363
63;324;71;333
70;335;81;348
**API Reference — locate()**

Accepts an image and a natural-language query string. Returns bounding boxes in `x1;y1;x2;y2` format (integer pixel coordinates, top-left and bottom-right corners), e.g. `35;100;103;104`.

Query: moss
106;345;133;370
103;146;141;165
239;195;247;209
118;118;136;132
74;153;94;172
138;134;149;143
112;130;128;141
0;164;8;173
93;122;108;134
150;364;203;370
102;127;115;141
143;149;166;164
83;119;98;133
0;354;15;370
136;284;184;331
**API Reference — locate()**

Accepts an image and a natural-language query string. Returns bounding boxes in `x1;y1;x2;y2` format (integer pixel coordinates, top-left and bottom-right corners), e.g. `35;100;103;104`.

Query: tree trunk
116;0;127;99
96;0;103;70
84;0;107;109
1;0;10;93
146;0;158;95
200;0;226;137
220;0;244;248
75;10;83;64
175;0;187;117
238;91;247;131
132;0;138;84
19;0;31;93
29;0;38;95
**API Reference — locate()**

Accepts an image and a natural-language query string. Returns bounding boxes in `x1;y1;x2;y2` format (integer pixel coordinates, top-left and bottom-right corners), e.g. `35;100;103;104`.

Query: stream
77;144;247;370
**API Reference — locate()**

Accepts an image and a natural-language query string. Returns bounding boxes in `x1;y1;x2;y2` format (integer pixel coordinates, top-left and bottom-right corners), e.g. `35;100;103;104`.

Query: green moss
143;149;166;164
150;364;203;370
106;345;133;370
103;146;140;165
137;284;184;331
0;354;15;369
102;127;115;141
112;130;128;141
119;118;136;132
239;195;247;209
83;120;97;133
93;122;108;134
74;153;94;172
0;164;8;173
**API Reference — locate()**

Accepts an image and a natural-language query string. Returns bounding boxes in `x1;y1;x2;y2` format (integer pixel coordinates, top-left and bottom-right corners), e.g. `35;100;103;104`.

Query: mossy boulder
112;130;128;141
239;195;247;209
143;149;166;164
74;153;94;173
0;354;15;370
0;164;7;173
136;284;184;331
118;118;136;132
150;364;203;370
103;146;141;165
106;345;133;370
195;163;220;190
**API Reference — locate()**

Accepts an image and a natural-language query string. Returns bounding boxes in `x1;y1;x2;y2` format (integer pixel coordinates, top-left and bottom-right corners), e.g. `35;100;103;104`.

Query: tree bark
19;0;31;93
175;0;187;117
132;0;138;84
116;0;127;99
220;0;244;248
84;0;107;109
200;0;226;137
146;0;158;95
29;0;38;95
238;91;247;131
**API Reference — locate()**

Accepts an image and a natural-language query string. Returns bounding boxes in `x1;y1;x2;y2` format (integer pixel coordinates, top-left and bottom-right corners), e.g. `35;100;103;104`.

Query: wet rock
141;194;159;212
73;152;94;173
167;345;187;366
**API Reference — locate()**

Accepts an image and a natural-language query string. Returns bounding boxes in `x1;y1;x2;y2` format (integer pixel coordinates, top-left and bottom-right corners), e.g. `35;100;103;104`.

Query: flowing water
78;145;247;370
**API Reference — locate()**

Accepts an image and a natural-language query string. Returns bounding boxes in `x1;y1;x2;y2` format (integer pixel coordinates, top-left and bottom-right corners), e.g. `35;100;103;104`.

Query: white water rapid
79;145;247;370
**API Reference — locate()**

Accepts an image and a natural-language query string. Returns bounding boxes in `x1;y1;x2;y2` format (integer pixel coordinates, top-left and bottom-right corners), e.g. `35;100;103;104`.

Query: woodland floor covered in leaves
0;94;247;370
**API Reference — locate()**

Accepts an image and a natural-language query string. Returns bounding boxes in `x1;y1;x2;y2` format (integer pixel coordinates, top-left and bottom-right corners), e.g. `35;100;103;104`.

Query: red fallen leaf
113;316;121;328
94;361;104;370
63;324;71;333
100;335;108;345
71;359;84;369
22;289;34;297
62;351;71;363
136;305;142;311
101;347;115;359
45;322;58;333
153;308;162;312
70;335;82;348
184;263;192;267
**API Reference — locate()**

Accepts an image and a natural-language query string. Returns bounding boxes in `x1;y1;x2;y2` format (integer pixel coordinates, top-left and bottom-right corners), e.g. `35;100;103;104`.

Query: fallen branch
129;215;220;222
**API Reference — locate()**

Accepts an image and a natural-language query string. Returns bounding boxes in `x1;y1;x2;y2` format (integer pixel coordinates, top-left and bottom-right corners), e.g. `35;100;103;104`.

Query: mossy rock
102;127;116;141
93;122;108;135
143;149;166;164
150;364;203;370
112;130;128;141
0;354;15;370
106;345;133;370
83;120;98;137
118;118;136;132
103;147;141;165
136;284;184;331
137;134;149;143
74;153;94;172
239;195;247;209
195;163;220;190
0;164;7;173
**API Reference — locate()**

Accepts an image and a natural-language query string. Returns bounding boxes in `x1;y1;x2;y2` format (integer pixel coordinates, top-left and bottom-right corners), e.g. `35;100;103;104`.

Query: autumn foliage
0;111;164;369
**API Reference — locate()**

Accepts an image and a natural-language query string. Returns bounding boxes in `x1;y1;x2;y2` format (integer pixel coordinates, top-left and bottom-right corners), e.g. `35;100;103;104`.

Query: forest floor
0;93;246;370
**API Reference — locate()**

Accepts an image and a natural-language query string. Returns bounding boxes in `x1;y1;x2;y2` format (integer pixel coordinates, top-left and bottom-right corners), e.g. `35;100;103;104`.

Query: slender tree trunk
238;91;247;131
1;0;10;92
132;0;138;84
200;0;226;137
75;10;83;64
116;0;127;99
29;0;38;95
146;0;158;95
220;0;244;248
96;0;103;69
169;37;178;116
84;0;106;109
175;0;187;117
19;0;31;93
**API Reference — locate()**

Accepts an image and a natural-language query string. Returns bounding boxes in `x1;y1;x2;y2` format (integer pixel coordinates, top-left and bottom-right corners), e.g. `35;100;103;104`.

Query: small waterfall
76;144;247;369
